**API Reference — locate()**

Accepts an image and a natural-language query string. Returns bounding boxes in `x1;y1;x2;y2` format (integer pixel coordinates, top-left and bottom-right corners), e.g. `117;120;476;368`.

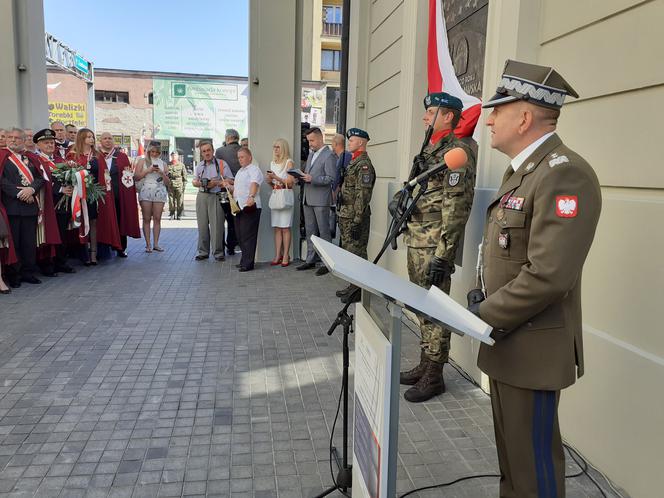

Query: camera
200;177;210;192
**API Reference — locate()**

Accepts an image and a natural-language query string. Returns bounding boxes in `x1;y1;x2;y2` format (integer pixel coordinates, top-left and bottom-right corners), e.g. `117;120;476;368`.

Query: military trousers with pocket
338;216;370;260
406;246;451;363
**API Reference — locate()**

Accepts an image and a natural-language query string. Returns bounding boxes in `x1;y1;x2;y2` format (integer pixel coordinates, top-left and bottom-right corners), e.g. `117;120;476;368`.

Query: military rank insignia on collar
448;172;460;186
525;162;535;171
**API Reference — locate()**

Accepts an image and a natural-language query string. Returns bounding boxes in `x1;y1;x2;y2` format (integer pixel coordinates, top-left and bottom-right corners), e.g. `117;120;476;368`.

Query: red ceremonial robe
113;151;140;238
0;151;18;265
95;153;122;250
28;153;62;256
67;150;121;250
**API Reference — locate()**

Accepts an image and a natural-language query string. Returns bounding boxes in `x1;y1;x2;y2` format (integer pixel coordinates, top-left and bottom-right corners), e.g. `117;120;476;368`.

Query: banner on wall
152;78;249;147
48;101;87;128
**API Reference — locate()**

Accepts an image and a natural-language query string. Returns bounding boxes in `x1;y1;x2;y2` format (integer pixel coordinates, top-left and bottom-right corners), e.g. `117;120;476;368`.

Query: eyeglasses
150;149;160;153
273;145;281;149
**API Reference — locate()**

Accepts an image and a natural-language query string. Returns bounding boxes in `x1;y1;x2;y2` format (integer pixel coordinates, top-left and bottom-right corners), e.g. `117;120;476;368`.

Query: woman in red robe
66;129;121;265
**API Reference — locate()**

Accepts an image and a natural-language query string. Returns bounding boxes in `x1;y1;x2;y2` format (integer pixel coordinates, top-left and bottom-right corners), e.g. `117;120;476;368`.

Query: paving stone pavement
0;226;623;497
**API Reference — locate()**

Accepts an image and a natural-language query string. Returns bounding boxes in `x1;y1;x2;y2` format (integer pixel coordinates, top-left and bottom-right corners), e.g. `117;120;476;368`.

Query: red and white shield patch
556;195;578;218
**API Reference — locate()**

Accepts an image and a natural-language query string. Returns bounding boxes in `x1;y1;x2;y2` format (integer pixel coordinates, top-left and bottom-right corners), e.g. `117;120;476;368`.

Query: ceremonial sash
71;169;90;238
7;153;34;184
37;152;56;172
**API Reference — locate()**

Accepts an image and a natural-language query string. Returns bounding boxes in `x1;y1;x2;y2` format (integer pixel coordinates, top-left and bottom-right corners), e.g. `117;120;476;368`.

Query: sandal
145;246;153;253
281;257;290;267
270;257;282;266
153;246;164;252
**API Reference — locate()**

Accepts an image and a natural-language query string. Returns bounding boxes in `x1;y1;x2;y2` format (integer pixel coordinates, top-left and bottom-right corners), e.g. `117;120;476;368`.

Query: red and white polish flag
427;0;482;139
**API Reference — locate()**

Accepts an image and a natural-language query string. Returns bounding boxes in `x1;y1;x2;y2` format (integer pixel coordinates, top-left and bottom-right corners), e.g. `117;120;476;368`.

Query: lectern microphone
405;147;468;189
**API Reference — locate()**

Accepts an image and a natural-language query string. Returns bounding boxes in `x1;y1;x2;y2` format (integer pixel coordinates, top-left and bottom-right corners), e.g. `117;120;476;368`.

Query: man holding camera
192;141;233;261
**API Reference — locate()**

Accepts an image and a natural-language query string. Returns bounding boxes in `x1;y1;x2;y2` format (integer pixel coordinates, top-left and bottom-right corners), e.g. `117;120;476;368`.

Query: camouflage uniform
403;132;476;364
338;151;376;259
168;161;188;218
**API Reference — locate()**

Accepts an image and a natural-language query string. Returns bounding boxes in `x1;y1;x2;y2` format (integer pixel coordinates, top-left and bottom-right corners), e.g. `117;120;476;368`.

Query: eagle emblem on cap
424;95;431;106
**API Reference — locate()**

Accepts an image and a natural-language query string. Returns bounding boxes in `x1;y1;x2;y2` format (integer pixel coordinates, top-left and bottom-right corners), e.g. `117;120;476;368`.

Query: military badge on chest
498;231;510;249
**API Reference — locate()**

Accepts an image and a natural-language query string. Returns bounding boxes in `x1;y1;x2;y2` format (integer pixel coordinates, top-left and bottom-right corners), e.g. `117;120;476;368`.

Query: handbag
269;188;294;210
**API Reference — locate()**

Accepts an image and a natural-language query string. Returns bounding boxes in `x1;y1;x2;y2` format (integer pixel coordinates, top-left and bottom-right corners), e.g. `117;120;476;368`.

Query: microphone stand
316;110;440;498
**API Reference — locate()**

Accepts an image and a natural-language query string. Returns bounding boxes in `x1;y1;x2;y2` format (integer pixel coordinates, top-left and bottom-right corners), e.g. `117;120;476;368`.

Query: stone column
248;0;302;262
0;0;48;128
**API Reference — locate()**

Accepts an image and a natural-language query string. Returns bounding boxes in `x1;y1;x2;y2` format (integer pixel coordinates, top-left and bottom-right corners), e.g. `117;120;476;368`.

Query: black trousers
114;197;127;252
221;202;237;251
234;208;261;269
8;215;37;279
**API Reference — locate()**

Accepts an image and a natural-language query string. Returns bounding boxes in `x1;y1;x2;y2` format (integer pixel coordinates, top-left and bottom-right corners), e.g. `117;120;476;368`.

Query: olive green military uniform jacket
169;161;187;189
477;134;602;391
403;132;476;263
338;151;376;224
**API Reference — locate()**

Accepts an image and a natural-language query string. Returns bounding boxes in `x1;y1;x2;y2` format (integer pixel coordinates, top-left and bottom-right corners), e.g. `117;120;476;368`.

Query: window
326;87;340;125
94;90;129;104
322;5;342;36
324;5;342;24
148;92;154;105
321;49;341;71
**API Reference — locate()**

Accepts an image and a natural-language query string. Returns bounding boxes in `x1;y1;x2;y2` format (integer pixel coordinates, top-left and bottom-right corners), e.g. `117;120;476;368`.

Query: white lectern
311;236;493;498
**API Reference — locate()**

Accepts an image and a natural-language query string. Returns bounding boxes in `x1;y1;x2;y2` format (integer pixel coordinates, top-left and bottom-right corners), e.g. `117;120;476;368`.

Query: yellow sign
48;101;87;128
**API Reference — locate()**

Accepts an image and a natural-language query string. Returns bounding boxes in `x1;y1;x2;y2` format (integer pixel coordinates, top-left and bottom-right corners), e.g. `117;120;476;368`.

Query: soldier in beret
468;60;602;497
335;128;376;302
399;92;476;403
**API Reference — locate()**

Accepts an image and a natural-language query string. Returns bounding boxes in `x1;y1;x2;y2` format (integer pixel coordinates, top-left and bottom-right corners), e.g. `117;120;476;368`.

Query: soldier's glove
350;224;362;240
427;256;453;288
467;288;485;317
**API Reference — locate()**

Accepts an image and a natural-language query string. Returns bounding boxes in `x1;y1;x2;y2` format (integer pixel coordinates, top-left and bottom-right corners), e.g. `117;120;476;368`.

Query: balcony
322;22;342;37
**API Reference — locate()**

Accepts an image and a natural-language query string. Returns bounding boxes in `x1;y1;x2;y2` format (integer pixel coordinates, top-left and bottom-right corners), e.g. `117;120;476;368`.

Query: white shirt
234;163;264;209
309;145;328;167
510;132;555;172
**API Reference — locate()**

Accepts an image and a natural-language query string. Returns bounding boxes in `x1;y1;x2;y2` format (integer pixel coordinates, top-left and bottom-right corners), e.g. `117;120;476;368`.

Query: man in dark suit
0;128;45;286
469;60;602;497
297;127;337;274
215;129;241;255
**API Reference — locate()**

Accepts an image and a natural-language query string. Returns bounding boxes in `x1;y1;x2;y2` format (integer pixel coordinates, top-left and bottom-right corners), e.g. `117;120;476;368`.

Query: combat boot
403;361;445;403
340;285;361;303
336;284;355;298
400;351;428;386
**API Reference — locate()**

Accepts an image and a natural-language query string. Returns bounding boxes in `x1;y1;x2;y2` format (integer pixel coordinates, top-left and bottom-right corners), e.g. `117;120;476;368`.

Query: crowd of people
0;121;372;289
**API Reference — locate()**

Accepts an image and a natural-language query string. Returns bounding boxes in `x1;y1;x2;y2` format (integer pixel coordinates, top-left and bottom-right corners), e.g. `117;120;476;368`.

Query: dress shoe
296;262;316;271
116;251;128;258
42;271;58;277
215;255;225;262
21;276;42;285
0;288;10;295
8;280;21;289
315;266;329;276
238;266;254;272
341;288;361;304
195;255;208;261
227;247;236;255
336;284;354;298
55;265;76;274
235;264;242;268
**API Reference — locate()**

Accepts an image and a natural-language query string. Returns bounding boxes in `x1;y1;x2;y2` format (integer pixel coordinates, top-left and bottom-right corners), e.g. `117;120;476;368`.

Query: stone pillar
0;0;48;128
248;0;302;262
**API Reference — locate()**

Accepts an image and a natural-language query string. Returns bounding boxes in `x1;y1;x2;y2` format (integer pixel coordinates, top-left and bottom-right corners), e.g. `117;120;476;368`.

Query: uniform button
501;221;506;226
527;322;533;327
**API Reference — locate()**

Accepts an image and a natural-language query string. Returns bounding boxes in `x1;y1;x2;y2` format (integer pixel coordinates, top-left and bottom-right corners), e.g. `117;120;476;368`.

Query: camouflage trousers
169;187;185;217
339;216;370;260
407;246;452;364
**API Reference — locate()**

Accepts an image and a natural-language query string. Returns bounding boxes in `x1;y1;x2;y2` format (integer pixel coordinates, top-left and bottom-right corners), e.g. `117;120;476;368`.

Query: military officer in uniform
468;60;602;498
168;151;188;220
399;92;476;403
335;128;376;302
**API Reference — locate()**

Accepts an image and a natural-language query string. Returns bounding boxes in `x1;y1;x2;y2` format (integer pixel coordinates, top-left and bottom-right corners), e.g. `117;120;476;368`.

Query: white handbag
269;188;294;210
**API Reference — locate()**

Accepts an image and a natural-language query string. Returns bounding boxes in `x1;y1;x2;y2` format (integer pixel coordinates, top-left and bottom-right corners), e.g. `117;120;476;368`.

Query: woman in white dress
134;142;170;252
266;138;295;267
